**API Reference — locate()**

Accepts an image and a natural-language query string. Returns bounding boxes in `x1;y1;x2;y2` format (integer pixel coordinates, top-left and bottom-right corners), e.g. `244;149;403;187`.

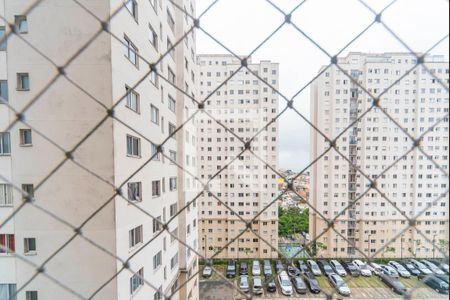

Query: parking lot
200;264;448;300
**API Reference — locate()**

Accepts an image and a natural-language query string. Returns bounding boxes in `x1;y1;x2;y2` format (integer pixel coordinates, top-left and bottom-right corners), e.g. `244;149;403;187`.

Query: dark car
435;274;450;284
226;260;237;278
288;265;301;277
265;276;277;293
429;260;450;275
276;260;285;274
304;271;321;294
423;275;449;294
379;273;407;295
318;260;334;276
298;260;309;273
240;262;248;275
342;261;360;277
291;277;307;294
401;262;422;278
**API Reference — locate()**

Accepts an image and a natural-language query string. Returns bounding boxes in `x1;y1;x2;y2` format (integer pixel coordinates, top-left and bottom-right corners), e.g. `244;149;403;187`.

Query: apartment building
197;55;279;259
0;1;199;299
310;52;449;258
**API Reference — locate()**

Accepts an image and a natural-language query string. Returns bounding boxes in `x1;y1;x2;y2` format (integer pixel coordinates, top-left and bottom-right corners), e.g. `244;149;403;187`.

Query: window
152;180;161;197
0;284;17;300
20;129;32;146
153;217;162;233
169;150;176;163
129;225;143;248
127;182;142;202
126;135;140;157
24;238;36;254
124;0;138;20
167;9;175;32
169;177;177;191
0;234;15;254
168;67;175;84
153;251;162;270
26;291;38;300
154;288;162;300
124;36;138;66
130;268;144;295
168;123;176;139
168;95;176;112
0;184;13;206
151;143;160;161
171;253;178;269
125;87;139;113
17;73;30;90
0;27;6;50
0;132;11;154
149;24;158;49
22;184;34;200
15;16;28;33
0;80;8;102
170;203;178;217
151;105;159;124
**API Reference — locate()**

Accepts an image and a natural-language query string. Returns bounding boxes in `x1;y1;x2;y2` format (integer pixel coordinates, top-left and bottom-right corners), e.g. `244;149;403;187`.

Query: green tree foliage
278;207;309;237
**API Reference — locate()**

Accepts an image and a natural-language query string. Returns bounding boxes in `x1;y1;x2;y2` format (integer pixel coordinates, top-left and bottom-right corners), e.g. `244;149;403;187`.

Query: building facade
310;52;449;259
0;1;199;299
197;55;279;259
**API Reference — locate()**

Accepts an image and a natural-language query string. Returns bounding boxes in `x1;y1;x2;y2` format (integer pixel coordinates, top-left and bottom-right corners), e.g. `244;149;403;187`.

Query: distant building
310;53;449;258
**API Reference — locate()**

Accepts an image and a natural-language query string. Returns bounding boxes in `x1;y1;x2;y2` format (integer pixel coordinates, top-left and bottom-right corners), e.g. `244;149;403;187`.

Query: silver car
278;271;294;296
380;265;399;278
307;260;323;276
353;260;373;277
422;260;446;275
239;275;249;293
252;260;261;276
388;261;411;278
252;276;263;295
328;273;351;296
330;260;347;277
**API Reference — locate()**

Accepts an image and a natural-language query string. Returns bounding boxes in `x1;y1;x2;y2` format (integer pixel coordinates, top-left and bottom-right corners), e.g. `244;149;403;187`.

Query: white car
252;276;264;295
252;260;261;276
330;260;347;277
353;260;373;277
422;260;446;275
328;273;351;296
278;271;293;296
307;260;323;276
239;275;249;293
369;262;383;275
388;261;411;278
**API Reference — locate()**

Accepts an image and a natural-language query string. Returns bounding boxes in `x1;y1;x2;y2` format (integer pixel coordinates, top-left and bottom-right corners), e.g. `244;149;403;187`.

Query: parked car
202;266;213;278
304;271;321;294
352;260;372;277
410;259;433;275
240;262;248;275
307;260;323;276
291;276;307;294
226;260;236;278
429;260;449;274
278;271;294;296
275;260;285;274
422;260;446;275
298;260;309;273
400;262;422;277
265;275;277;293
378;272;408;295
328;273;351;296
318;260;335;276
388;261;411;278
287;265;301;277
263;260;272;276
252;276;264;295
342;261;360;277
369;262;383;275
239;275;249;293
252;260;261;276
380;265;400;278
423;275;449;294
435;274;450;284
330;260;348;277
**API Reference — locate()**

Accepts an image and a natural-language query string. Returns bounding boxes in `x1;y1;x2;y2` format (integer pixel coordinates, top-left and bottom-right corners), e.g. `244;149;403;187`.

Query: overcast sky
195;0;449;171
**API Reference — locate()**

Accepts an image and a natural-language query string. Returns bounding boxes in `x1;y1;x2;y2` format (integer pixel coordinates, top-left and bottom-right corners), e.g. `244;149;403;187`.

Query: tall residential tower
310;52;449;258
197;55;279;259
0;1;199;299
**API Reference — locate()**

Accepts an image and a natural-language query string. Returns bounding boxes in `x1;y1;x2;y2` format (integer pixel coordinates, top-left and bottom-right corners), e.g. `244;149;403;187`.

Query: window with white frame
169;177;177;191
127;182;142;202
168;95;176;112
170;203;178;217
0;132;11;155
17;73;30;90
129;225;143;248
153;251;162;269
0;284;17;300
167;9;175;32
0;80;8;101
0;234;15;254
21;184;34;201
15;16;28;33
168;123;176;139
19;129;32;146
25;291;38;300
152;180;161;197
149;24;158;50
151;105;159;124
0;184;13;206
124;36;138;66
153;216;162;233
126;135;141;157
151;143;160;161
0;27;6;50
124;0;138;20
24;237;36;254
169;150;176;163
130;268;144;295
170;253;178;269
125;86;139;113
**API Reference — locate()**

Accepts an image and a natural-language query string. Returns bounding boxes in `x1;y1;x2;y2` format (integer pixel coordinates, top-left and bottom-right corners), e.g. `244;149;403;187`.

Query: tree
384;246;396;258
439;240;449;256
314;241;327;257
243;248;253;258
278;207;309;237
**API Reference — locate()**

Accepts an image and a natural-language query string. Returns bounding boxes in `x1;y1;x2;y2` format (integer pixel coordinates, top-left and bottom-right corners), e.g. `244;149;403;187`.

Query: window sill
128;242;143;254
126;154;141;159
124;55;139;70
24;251;37;256
0;153;11;156
20;144;32;147
125;105;140;115
16;88;30;91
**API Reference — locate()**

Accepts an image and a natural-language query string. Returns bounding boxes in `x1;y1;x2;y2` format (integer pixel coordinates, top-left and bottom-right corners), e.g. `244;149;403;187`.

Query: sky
195;0;449;171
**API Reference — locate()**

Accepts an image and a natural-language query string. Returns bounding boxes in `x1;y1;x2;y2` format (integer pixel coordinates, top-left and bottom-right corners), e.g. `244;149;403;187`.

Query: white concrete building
197;55;279;259
0;1;199;299
310;52;449;258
